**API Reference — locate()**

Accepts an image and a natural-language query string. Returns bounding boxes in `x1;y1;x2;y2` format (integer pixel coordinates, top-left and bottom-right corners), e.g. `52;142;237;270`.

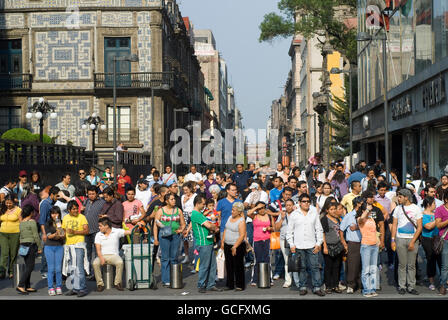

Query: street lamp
26;97;57;143
357;31;390;183
330;65;357;171
113;54;138;175
81;113;106;165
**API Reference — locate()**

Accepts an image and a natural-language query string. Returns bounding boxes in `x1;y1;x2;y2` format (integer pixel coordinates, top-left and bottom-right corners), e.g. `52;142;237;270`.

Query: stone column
150;10;165;170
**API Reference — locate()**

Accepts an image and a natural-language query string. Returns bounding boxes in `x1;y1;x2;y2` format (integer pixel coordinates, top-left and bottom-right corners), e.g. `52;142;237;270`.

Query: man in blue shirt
216;183;242;235
348;162;367;186
231;164;259;196
269;177;284;202
38;186;60;278
340;196;364;294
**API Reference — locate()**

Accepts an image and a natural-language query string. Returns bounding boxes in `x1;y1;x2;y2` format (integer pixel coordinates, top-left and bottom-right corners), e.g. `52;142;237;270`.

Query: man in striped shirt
190;195;222;293
83;185;105;279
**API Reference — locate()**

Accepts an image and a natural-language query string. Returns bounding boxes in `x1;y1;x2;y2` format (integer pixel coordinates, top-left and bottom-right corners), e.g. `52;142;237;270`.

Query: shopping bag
288;251;302;273
217;249;226;279
270;232;281;250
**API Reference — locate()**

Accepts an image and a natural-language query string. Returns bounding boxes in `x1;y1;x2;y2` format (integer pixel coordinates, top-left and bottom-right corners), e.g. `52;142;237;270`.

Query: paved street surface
1;249;447;300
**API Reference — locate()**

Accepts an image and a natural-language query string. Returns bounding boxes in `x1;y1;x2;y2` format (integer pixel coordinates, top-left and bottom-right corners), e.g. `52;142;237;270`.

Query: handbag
269;211;280;250
18;244;30;257
159;208;176;238
216;248;226;279
287;250;302;273
433;227;448;255
326;242;345;257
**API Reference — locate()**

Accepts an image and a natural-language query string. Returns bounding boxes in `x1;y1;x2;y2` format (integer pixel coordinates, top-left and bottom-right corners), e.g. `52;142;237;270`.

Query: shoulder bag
159;208;176;238
433;225;448;255
401;205;422;243
18;244;30;257
270;201;282;250
324;216;345;257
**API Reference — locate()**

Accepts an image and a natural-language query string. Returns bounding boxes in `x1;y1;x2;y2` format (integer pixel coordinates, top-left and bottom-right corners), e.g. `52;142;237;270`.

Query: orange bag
270;232;281;250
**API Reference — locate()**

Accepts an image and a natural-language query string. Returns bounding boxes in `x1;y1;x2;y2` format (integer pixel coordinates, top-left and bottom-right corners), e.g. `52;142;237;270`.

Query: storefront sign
422;77;445;109
391;95;412;120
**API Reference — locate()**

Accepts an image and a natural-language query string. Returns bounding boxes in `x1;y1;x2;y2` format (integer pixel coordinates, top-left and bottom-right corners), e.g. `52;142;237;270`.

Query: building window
106;106;131;142
0;106;21;134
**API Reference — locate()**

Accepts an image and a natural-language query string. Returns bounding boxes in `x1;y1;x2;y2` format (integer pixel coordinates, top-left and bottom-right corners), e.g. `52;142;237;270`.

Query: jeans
360;244;378;294
439;239;448;289
245;222;254;263
280;239;292;285
85;233;97;276
159;233;181;284
294;248;322;292
68;247;87;292
44;246;63;289
274;249;285;276
252;239;271;284
197;244;217;289
18;243;38;289
396;237;419;291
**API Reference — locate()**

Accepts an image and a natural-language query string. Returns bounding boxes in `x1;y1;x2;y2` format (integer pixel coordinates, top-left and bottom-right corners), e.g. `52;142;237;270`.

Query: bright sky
177;0;291;142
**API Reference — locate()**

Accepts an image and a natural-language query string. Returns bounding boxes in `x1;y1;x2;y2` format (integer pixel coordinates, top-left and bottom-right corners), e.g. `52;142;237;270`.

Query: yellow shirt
0;207;21;233
62;213;88;245
341;192;359;214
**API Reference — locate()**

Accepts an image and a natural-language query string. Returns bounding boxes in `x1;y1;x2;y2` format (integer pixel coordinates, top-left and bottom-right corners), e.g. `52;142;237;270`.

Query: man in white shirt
93;217;132;292
287;193;325;297
135;179;152;211
184;165;204;183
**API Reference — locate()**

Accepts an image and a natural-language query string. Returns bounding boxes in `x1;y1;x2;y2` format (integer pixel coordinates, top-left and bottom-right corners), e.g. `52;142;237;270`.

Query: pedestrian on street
93;217;131;292
55;173;76;198
191;195;222;293
221;201;246;291
435;188;448;295
391;188;422;295
181;182;197;264
44;206;65;296
16;205;42;294
0;193;21;279
286;193;325;297
62;200;89;297
100;188;124;229
153;193;185;287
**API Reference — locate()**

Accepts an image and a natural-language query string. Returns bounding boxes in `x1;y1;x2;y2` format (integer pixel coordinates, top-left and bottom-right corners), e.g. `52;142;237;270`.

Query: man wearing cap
135;179;152;211
14;170;28;205
391;188;422;295
167;180;182;209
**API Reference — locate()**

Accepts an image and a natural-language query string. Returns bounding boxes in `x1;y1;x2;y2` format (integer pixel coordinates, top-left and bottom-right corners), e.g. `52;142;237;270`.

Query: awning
204;87;214;101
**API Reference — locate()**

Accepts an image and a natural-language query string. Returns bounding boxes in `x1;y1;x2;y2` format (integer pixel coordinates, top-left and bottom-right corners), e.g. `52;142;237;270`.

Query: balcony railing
94;72;174;90
0;73;32;90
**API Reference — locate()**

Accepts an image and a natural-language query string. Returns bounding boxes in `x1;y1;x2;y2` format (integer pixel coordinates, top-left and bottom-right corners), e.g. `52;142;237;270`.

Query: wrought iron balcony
94;72;174;90
0;73;32;90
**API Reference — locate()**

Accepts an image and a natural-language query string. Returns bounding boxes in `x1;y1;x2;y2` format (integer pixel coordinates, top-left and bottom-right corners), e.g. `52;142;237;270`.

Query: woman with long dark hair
20;183;40;222
330;165;349;201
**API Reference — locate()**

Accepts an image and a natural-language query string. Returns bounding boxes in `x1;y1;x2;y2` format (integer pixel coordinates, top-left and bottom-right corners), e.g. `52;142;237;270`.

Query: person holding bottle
44;206;65;296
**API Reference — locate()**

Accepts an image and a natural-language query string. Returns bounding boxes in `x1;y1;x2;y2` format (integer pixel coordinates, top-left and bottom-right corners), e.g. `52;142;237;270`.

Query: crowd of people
1;154;448;298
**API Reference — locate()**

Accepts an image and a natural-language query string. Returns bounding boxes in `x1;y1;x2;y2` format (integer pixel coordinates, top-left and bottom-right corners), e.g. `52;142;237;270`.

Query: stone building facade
0;0;206;171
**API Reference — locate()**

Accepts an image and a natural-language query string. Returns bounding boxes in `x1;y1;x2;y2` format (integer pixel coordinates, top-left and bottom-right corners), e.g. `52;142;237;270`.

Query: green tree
327;94;349;160
1;128;53;144
259;0;357;64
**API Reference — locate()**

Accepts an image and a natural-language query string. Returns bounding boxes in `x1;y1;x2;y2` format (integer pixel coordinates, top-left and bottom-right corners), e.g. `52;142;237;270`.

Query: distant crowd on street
1;151;448;298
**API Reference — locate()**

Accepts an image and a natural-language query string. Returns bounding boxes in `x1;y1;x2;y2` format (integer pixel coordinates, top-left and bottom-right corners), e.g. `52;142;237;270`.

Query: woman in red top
247;202;274;286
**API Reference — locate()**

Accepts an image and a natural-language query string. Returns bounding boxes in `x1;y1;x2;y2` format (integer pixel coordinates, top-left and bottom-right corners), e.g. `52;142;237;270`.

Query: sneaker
346;287;354;294
370;292;378;297
181;256;189;264
190;269;197;274
48;288;56;296
398;288;406;295
207;286;223;292
56;287;63;295
250;282;257;287
338;282;347;291
407;289;419;295
333;287;343;294
325;288;333;294
429;284;436;291
363;293;373;297
41;273;47;279
282;282;291;288
273;274;280;280
162;283;170;288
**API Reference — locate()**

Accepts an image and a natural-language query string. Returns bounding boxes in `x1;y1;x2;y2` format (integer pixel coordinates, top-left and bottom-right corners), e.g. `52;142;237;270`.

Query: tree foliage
259;0;357;64
1;128;53;144
327;94;349;160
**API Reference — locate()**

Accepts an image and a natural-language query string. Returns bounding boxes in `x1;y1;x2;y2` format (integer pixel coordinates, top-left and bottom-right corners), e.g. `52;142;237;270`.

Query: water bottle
55;218;64;236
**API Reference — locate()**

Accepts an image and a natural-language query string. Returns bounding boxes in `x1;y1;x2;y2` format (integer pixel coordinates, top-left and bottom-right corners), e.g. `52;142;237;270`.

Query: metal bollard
170;263;183;289
103;264;114;290
12;263;25;288
258;263;271;289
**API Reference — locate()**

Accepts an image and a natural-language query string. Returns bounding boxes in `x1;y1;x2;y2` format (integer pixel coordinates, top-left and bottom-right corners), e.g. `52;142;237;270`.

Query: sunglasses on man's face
301;200;311;203
79;172;86;175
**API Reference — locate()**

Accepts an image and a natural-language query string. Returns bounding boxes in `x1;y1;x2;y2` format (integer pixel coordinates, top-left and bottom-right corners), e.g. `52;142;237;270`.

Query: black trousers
324;251;343;289
18;243;38;289
421;236;442;279
346;241;362;290
224;242;246;290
